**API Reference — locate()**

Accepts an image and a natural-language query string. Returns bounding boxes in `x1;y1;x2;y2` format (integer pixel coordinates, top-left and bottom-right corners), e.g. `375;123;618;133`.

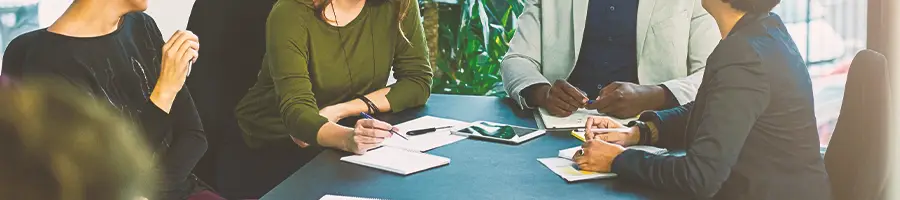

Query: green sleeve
266;2;328;146
386;0;434;113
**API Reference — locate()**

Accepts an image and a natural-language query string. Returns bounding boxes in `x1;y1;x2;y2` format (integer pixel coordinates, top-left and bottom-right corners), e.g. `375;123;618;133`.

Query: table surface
261;94;688;200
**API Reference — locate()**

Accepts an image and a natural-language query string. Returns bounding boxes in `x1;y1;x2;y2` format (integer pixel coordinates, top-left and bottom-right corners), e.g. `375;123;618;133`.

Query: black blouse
2;12;207;198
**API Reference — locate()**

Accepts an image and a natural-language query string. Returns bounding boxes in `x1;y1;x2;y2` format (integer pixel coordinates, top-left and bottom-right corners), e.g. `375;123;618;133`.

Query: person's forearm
149;88;177;113
316;122;354;150
330;88;393;118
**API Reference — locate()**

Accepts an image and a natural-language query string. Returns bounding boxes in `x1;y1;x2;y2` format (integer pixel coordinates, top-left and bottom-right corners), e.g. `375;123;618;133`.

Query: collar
728;12;771;37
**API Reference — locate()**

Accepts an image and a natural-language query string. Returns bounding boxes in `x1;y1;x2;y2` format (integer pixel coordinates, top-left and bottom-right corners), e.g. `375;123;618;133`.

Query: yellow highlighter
571;128;633;142
570;130;587;142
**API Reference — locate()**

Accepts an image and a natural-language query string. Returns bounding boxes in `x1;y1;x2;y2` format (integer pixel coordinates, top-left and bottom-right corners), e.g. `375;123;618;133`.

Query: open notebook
535;108;635;130
539;145;668;182
340;146;450;175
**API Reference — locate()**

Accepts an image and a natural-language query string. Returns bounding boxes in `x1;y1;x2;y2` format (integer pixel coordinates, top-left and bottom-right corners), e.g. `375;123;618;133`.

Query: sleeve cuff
289;112;329;147
611;149;648;180
657;84;680;109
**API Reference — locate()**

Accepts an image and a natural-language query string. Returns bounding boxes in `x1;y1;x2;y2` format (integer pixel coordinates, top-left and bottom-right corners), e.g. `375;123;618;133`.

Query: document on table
558;145;668;160
535;108;635;130
319;194;386;200
340;146;450;175
537;157;617;182
382;116;469;152
540;145;668;182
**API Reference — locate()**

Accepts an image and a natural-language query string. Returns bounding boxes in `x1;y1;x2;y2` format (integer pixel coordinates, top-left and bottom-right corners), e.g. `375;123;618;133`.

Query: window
771;0;867;148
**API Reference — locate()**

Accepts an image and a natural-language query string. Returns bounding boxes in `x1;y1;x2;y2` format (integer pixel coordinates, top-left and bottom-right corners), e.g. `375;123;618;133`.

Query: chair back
824;49;890;200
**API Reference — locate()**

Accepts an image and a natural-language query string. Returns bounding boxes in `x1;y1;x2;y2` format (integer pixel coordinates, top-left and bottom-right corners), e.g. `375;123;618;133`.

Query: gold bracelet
646;121;659;144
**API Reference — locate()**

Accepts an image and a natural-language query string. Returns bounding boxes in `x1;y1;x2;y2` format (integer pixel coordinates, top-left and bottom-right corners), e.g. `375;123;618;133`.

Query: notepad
319;194;386;200
558;145;668;160
537;157;617;182
535;108;635;130
340;146;450;175
382;116;469;152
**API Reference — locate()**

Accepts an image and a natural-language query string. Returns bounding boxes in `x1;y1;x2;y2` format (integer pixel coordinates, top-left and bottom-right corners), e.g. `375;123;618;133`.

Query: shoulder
268;0;317;26
3;30;73;75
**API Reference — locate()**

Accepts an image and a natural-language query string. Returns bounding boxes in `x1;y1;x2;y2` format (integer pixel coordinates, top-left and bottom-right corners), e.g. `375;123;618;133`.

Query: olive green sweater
235;0;432;148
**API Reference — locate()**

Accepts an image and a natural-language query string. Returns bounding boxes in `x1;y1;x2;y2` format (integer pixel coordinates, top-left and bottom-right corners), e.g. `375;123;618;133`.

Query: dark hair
312;0;411;44
723;0;780;13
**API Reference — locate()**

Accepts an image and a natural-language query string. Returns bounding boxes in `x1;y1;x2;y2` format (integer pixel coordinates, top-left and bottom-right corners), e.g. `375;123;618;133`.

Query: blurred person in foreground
571;0;832;199
0;0;213;198
0;79;156;200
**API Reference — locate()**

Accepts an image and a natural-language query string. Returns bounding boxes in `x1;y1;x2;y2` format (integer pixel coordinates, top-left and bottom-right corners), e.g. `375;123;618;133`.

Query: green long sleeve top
235;0;432;148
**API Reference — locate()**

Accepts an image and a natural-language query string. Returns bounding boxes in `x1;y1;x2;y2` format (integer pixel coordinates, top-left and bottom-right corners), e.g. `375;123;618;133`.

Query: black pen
359;112;408;140
407;126;454;136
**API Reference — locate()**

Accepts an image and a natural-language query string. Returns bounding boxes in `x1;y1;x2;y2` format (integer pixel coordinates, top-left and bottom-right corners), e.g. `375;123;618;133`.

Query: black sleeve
2;33;31;78
611;62;770;198
160;86;208;185
642;102;695;150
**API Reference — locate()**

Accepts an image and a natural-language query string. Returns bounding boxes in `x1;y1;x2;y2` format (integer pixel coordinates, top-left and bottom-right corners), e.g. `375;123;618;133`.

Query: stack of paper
539;145;668;182
557;145;668;160
340;147;450;175
381;116;469;152
537;158;617;182
535;108;635;130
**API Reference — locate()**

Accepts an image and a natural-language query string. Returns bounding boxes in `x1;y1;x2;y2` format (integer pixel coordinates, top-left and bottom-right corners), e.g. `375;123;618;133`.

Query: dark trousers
216;123;321;199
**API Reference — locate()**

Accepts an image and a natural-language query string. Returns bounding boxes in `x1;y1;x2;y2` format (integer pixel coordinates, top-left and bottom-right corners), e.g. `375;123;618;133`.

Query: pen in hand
359;112;408;140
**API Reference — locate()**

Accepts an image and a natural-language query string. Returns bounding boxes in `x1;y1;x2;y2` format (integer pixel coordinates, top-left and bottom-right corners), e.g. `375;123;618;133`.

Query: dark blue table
261;94;687;200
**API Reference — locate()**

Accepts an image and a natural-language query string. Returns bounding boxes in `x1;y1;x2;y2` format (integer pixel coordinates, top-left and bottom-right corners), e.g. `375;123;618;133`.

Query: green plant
429;0;525;97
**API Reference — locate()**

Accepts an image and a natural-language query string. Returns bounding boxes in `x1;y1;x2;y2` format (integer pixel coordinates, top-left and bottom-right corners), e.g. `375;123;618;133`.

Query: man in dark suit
572;0;832;199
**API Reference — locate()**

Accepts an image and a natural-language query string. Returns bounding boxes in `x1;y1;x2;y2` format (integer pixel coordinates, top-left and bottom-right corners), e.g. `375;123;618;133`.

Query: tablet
450;121;545;144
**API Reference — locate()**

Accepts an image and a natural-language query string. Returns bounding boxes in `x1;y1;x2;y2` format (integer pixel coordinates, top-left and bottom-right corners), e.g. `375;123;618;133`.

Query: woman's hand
573;140;625;172
344;119;397;154
585;116;640;147
150;30;199;113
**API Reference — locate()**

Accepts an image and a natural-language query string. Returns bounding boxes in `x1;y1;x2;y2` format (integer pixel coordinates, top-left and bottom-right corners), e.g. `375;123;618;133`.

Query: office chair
824;49;890;200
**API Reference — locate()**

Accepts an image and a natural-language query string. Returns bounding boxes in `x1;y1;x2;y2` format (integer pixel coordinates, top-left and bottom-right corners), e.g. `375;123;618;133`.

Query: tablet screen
456;122;538;140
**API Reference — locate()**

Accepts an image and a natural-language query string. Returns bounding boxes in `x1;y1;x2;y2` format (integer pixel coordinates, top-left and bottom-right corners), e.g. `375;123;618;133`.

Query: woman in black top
572;0;832;199
2;0;207;199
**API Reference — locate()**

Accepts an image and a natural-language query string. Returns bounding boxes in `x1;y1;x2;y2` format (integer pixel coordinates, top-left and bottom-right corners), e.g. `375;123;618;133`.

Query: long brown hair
312;0;411;45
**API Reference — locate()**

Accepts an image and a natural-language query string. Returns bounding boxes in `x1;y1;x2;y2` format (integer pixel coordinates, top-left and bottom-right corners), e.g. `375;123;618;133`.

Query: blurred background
0;0;869;153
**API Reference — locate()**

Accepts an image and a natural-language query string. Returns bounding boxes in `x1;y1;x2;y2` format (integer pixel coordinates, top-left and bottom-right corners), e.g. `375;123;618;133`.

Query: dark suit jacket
610;13;832;200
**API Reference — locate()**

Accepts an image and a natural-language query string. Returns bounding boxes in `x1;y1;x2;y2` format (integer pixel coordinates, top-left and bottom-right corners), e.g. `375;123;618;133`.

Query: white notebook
558;145;668;160
538;157;617;182
381;116;469;152
536;108;635;130
340;146;450;175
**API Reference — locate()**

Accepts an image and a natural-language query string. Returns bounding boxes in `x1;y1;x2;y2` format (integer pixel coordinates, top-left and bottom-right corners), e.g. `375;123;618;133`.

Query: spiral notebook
340;146;450;175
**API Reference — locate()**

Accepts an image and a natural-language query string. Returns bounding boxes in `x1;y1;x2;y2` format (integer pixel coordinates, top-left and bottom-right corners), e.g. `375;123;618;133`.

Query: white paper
558;145;668;160
320;194;385;200
340;147;450;175
536;108;635;130
382;116;469;152
537;157;617;182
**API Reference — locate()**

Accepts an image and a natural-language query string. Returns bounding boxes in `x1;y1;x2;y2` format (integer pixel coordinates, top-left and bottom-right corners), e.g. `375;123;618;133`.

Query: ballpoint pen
571;128;633;142
359;112;408;140
407;126;454;136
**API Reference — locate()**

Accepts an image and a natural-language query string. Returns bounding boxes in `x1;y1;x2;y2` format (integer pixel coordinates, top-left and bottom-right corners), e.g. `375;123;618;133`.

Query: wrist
643;85;667;110
525;84;551;107
628;126;641;146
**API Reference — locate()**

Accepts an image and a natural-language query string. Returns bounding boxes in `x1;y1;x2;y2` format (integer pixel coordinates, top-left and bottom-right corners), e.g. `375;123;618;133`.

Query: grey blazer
501;0;720;108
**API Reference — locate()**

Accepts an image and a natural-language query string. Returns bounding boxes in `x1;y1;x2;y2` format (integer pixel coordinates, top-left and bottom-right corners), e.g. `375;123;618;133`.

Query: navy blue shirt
568;0;639;98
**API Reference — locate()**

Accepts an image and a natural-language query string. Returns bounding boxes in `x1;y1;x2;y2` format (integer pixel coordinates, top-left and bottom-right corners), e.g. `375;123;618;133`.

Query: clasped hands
572;116;641;172
530;80;665;118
